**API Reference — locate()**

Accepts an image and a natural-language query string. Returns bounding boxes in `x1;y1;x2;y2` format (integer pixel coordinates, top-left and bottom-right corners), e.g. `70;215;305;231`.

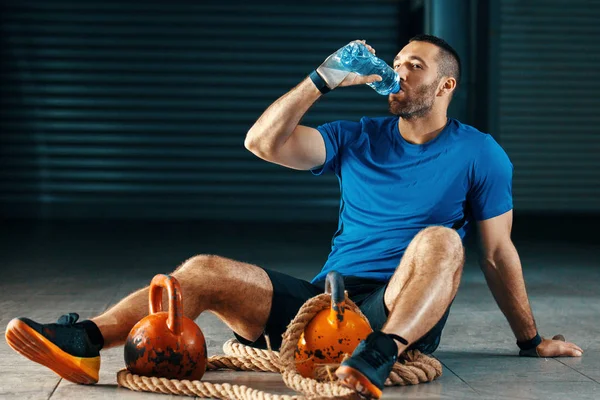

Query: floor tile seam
439;359;595;385
47;378;61;400
437;358;481;396
555;358;600;384
100;280;127;313
450;378;597;382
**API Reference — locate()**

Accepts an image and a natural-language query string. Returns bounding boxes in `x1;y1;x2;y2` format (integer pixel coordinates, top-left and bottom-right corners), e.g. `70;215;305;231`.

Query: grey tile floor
0;220;598;399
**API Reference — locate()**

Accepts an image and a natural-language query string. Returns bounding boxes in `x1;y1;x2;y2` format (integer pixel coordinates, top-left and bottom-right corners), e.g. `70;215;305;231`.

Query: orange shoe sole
336;365;383;399
5;318;100;384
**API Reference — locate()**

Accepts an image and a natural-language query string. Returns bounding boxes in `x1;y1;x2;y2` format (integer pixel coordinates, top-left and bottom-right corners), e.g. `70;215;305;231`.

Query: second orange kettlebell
295;271;372;378
124;274;207;380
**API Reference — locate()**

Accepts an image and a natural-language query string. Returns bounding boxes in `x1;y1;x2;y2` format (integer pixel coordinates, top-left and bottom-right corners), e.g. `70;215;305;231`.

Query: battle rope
117;293;442;399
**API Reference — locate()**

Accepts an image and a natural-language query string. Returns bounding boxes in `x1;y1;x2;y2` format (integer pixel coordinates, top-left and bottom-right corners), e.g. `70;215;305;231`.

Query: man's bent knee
413;226;464;266
385;226;464;308
418;226;462;249
173;254;219;274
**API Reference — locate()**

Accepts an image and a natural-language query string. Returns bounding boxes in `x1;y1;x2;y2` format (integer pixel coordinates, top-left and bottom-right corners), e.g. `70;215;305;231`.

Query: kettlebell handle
325;271;346;320
149;274;183;336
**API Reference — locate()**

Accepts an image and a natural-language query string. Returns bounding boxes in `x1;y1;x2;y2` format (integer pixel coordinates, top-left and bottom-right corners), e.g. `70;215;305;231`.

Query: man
6;35;583;399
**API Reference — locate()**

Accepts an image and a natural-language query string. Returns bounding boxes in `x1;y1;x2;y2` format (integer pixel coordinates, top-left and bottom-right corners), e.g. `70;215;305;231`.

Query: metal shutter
491;0;600;212
0;0;401;220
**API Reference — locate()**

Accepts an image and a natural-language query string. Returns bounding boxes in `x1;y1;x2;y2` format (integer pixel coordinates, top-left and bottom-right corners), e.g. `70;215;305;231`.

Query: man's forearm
480;242;537;341
244;77;321;155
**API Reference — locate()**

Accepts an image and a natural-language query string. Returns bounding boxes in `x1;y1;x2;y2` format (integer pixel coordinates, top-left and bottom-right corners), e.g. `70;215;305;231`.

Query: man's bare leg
93;254;273;348
6;253;275;385
382;225;464;353
336;226;464;398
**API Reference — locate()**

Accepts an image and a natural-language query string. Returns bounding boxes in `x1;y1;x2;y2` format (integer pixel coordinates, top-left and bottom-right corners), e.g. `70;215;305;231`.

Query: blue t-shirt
310;116;513;283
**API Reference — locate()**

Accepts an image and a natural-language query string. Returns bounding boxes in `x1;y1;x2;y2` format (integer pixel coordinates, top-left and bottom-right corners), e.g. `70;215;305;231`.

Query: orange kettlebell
124;274;207;380
295;271;372;378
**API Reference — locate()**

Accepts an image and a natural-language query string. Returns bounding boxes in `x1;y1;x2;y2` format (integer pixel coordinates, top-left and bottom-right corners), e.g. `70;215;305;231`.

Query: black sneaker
5;313;102;384
335;331;398;399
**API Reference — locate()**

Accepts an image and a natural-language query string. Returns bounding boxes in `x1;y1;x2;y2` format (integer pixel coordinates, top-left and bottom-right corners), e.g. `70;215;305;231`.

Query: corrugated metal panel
495;0;600;211
0;0;401;220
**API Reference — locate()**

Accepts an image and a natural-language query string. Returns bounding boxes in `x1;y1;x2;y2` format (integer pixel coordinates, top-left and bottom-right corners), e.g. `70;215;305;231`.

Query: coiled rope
117;293;442;399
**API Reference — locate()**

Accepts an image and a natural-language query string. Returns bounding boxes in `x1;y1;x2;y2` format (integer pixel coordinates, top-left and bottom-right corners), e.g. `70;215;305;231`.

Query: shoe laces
57;313;80;325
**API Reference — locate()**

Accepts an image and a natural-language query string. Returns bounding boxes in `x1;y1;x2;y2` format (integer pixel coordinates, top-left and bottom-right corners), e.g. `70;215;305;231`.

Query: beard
388;79;439;120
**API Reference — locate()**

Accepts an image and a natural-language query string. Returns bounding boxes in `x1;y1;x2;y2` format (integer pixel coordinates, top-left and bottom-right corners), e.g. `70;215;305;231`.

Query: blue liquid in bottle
339;42;400;95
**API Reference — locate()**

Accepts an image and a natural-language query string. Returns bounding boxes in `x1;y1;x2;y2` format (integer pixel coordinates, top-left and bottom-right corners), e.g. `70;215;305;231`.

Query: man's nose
396;65;409;82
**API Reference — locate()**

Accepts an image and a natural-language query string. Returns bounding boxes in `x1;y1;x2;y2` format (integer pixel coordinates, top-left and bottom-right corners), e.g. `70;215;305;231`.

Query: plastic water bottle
339;42;400;95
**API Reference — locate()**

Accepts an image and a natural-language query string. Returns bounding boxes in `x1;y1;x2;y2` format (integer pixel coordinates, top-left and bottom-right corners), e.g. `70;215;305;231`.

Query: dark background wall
0;0;403;221
489;0;600;212
1;0;598;223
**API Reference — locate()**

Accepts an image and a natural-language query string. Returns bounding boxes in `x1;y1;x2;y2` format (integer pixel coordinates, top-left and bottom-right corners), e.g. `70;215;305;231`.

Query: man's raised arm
244;40;382;171
244;77;326;171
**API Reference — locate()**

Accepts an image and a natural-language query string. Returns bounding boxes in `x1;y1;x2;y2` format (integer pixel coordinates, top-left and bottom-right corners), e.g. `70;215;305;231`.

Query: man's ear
438;77;457;96
444;77;457;94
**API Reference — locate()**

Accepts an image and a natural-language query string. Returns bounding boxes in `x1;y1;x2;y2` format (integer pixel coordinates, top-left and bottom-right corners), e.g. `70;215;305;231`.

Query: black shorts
234;268;451;355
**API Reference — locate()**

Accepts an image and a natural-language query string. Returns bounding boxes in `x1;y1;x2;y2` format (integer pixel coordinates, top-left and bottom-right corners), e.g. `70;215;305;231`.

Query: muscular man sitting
6;35;582;399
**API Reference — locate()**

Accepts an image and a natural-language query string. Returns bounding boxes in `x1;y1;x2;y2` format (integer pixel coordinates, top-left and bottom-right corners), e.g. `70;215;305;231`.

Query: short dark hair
409;34;461;88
